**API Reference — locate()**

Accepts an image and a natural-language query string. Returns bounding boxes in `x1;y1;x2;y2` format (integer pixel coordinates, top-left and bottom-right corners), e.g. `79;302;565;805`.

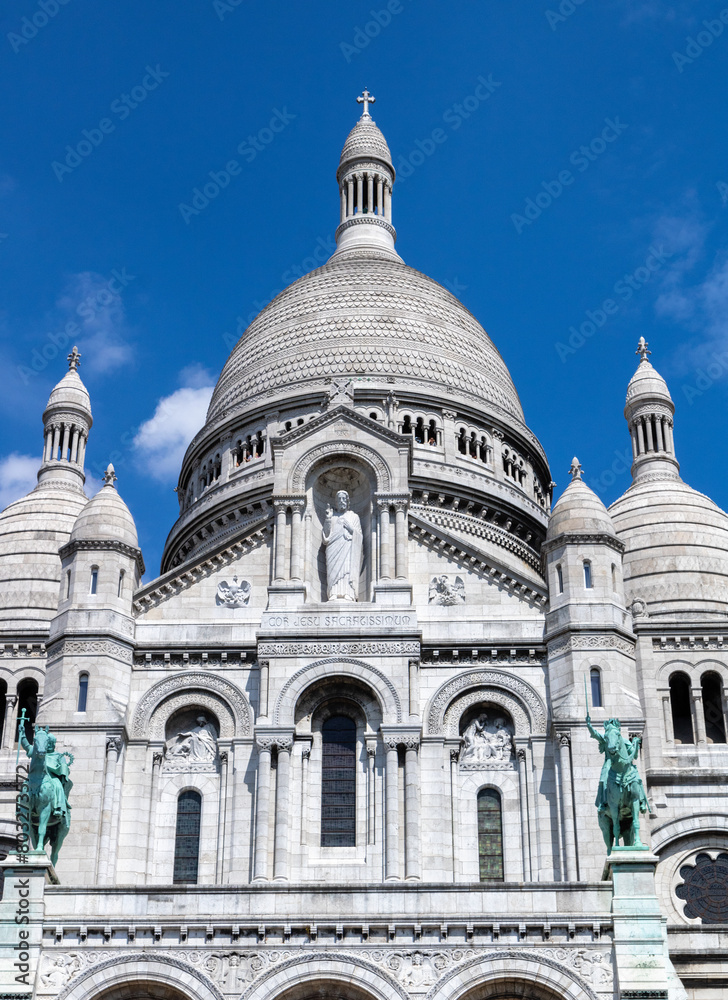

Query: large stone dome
610;476;728;620
207;255;525;428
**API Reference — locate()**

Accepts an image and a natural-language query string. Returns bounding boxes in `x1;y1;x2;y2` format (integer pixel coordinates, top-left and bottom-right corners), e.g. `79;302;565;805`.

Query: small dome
610;476;728;620
45;349;92;420
547;458;617;542
339;115;393;172
625;341;673;411
70;466;138;548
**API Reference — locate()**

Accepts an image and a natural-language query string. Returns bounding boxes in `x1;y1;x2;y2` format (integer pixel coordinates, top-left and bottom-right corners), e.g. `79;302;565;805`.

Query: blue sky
1;0;727;577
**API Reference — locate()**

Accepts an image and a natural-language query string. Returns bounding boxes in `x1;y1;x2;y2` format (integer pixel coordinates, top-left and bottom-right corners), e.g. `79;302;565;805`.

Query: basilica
1;95;727;1000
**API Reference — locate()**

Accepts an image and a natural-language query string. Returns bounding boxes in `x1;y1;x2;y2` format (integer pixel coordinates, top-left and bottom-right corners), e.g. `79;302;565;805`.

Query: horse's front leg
631;798;644;847
36;803;52;855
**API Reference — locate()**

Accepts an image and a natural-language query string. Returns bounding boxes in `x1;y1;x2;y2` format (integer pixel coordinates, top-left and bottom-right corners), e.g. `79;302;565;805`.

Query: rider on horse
20;729;73;825
587;714;648;852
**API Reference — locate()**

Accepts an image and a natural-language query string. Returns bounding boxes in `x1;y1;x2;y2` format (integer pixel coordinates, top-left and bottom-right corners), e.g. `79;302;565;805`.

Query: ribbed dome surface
46;368;92;414
0;482;88;631
340;116;392;167
610;476;728;619
626;359;672;406
547;476;617;541
70;483;138;548
207;256;524;425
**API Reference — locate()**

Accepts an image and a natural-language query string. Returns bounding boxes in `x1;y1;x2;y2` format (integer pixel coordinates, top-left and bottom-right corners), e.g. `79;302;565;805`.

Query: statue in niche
165;714;218;763
322;489;363;601
461;711;514;763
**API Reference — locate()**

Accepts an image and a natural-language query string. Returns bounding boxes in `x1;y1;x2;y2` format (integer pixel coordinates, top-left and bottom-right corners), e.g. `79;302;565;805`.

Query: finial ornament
569;457;583;481
67;345;81;371
103;463;117;488
357;88;376;117
636;337;651;362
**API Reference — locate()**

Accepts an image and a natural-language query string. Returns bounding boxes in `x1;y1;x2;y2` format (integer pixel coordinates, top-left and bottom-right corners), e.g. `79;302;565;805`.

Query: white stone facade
0;105;726;1000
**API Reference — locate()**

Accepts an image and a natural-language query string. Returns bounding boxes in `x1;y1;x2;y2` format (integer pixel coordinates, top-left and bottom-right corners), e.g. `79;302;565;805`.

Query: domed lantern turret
39;346;93;490
625;338;679;481
333;90;400;260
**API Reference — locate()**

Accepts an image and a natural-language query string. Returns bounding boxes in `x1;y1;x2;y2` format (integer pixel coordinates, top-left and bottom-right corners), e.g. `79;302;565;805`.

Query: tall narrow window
477;788;504;881
321;715;356;847
90;567;98;595
117;570;125;597
701;672;727;744
590;667;603;708
583;560;592;589
173;790;201;884
556;565;564;594
611;563;617;592
670;672;694;744
65;570;72;599
77;673;88;713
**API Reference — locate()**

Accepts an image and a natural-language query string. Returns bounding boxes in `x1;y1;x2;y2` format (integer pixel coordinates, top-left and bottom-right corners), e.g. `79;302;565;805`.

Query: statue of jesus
322;490;363;601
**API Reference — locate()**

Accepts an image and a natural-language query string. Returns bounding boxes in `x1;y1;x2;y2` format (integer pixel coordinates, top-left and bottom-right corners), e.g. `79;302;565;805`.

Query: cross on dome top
357;88;376;117
569;457;583;481
636;337;651;363
67;345;81;371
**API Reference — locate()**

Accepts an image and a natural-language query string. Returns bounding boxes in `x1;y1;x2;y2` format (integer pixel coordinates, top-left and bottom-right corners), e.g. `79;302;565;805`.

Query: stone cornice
59;537;145;575
542;532;624;556
412;503;541;571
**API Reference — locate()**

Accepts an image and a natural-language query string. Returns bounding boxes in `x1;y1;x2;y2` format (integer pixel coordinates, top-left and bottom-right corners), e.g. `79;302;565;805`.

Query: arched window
173;790;201;884
670;672;694;744
477;788;504;882
15;678;38;745
583;560;592;589
556;564;564;594
77;673;89;713
90;567;98;595
701;672;727;744
590;667;603;708
321;715;356;847
369;411;378;421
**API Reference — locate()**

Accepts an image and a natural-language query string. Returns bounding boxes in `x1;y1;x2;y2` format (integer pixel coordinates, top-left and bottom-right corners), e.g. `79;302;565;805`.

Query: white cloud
0;453;38;510
133;369;214;482
56;270;134;375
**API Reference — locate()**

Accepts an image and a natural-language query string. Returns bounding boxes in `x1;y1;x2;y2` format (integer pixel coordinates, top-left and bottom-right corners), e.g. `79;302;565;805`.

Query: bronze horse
20;725;72;866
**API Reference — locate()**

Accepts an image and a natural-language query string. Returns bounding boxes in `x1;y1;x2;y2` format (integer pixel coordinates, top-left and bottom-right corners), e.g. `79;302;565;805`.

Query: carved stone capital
152;751;164;767
517;747;527;763
450;748;460;763
366;744;377;758
558;732;571;748
442;409;457;421
219;751;229;764
288;497;306;513
106;736;123;755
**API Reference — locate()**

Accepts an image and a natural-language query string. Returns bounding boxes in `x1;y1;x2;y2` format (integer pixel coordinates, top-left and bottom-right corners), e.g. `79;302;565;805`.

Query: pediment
270;403;409;452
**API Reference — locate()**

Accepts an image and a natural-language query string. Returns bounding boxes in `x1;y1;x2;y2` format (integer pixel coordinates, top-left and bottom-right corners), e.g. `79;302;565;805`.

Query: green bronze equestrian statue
18;713;74;866
586;709;648;853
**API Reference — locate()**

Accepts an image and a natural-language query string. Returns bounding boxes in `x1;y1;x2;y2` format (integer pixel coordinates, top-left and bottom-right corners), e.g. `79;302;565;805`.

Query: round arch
424;950;601;1000
290;441;393;493
652;812;728;853
274;658;402;725
55;953;223;1000
238;953;409;1000
131;672;252;740
426;669;547;737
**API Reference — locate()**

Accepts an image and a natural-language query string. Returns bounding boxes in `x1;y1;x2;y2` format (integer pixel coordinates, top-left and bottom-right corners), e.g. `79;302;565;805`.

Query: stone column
366;742;376;846
393;499;409;580
377;177;383;215
449;745;460;881
660;689;674;745
78;433;87;468
97;736;122;884
300;742;311;845
384;182;392;220
517;746;532;881
378;499;392;580
644;416;654;452
289;499;305;581
654;416;664;452
408;658;420;720
691;686;707;745
70;427;80;463
557;732;577;881
1;694;17;750
404;737;420;880
230;742;249;880
346;177;354;216
221;435;233;481
273;739;292;881
636;419;645;455
51;425;60;461
356;172;363;213
258;660;269;720
367;173;374;213
60;423;70;461
253;739;272;881
144;751;163;881
273;500;288;581
216;750;229;883
340;185;347;223
384;738;400;880
303;511;312;587
441;409;457;463
630;425;638;461
665;420;674;454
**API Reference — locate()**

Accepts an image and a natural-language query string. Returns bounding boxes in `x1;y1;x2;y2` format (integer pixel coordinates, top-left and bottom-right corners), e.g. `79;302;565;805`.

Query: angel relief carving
429;574;465;605
216;576;251;608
